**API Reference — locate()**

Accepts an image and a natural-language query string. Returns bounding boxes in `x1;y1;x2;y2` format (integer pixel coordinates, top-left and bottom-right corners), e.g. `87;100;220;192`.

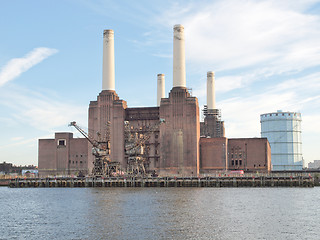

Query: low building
199;137;271;174
228;138;271;172
0;161;37;175
308;160;320;169
38;133;88;176
200;137;228;173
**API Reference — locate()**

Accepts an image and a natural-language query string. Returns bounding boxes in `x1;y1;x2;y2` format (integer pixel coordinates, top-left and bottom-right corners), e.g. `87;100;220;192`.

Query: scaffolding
202;105;224;138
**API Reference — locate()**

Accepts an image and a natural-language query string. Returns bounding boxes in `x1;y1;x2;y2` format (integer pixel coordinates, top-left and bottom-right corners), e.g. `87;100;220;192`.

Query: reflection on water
1;187;319;239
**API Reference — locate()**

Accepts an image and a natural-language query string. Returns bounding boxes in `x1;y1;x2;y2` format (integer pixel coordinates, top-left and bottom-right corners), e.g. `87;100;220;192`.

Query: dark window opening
239;160;242;165
80;161;82;164
232;160;234;166
235;160;238;165
58;140;66;146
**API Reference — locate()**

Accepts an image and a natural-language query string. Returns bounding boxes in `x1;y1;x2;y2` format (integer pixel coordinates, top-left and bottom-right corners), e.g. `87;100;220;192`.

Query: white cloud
0;47;58;87
218;72;320;138
0;136;38;150
153;0;320;76
0;86;87;132
11;137;24;141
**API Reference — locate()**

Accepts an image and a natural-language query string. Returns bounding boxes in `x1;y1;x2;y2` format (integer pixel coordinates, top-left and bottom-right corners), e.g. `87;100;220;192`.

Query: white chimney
207;71;216;110
102;30;115;91
173;24;186;88
157;74;165;106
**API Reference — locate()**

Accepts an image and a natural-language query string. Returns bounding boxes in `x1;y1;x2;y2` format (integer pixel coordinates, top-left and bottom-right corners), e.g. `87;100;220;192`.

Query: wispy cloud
10;137;24;141
155;0;320;75
0;86;87;132
0;47;58;87
218;72;320;139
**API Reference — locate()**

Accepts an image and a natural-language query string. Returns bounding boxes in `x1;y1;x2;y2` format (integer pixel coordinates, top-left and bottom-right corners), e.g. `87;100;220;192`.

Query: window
58;139;66;146
235;160;238;165
239;160;242;165
232;160;234;166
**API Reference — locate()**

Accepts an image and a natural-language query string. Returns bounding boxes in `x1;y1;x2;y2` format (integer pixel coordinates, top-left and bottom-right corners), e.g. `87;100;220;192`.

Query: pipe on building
207;71;216;110
173;24;186;88
157;74;165;106
102;29;115;91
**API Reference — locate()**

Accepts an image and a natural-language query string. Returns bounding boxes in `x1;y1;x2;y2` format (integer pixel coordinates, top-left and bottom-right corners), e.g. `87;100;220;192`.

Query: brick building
38;133;88;176
38;25;271;177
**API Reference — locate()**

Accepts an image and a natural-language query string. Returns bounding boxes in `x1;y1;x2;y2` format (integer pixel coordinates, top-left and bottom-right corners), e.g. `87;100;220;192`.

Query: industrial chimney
173;24;186;88
102;30;115;91
207;71;216;110
157;74;165;106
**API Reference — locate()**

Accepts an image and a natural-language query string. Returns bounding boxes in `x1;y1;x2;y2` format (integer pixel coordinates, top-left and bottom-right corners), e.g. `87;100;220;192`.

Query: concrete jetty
9;176;314;188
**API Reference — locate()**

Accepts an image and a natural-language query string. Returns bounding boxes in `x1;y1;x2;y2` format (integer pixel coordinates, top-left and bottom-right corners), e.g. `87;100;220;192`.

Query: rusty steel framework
69;121;120;177
124;119;165;177
69;119;164;177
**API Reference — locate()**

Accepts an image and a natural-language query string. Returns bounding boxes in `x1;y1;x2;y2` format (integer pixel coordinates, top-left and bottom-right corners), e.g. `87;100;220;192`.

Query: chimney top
207;71;215;77
103;29;114;36
174;24;184;29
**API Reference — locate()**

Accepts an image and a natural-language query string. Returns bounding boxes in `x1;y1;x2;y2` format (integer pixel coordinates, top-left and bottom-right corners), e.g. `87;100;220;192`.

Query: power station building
260;110;303;170
38;25;271;177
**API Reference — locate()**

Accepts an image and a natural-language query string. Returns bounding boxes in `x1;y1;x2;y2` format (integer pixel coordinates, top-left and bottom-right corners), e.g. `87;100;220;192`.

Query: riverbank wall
8;176;314;188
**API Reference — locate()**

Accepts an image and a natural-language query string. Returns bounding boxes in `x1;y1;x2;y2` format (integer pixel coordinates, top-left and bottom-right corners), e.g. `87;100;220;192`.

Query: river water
0;187;319;240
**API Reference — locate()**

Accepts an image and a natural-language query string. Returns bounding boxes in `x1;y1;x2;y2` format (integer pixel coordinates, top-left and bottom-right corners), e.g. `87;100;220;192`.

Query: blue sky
0;0;320;167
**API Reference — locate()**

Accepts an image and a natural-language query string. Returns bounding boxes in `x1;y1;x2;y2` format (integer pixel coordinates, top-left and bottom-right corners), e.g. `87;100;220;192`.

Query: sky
0;0;319;167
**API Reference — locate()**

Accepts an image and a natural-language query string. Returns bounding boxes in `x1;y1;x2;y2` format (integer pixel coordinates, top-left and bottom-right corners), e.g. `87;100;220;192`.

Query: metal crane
124;119;165;176
69;121;120;177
